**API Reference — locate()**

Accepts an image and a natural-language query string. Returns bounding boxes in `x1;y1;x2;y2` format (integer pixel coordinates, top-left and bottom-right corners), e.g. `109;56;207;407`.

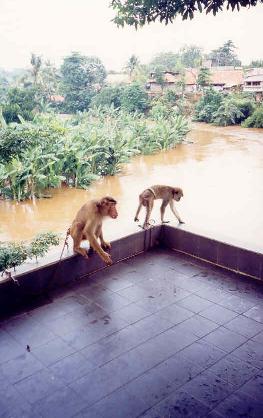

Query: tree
125;55;140;79
209;40;241;67
213;99;244;126
197;67;211;89
180;46;203;68
154;69;166;92
149;52;180;72
194;89;223;123
30;53;42;85
242;105;263;128
60;52;106;113
91;85;123;109
249;60;263;67
2;87;38;123
39;60;60;98
120;83;149;113
111;0;261;26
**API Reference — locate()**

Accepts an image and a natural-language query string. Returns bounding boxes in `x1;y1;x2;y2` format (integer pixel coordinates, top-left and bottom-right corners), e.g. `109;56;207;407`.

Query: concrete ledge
0;227;161;315
161;225;263;281
1;224;262;316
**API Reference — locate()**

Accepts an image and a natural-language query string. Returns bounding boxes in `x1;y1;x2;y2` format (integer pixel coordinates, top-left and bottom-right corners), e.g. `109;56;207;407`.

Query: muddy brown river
0;123;263;252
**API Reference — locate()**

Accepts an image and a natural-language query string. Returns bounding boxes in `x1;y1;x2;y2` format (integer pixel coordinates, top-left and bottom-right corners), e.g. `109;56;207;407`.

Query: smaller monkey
70;196;118;265
134;185;184;229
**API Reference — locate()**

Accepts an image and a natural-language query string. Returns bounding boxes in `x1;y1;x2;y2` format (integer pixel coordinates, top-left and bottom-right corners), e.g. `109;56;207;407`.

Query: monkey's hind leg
71;224;89;259
143;200;154;229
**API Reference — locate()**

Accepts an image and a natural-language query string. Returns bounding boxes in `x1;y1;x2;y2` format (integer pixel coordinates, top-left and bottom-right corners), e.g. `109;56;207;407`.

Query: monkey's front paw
179;220;185;224
134;217;139;222
103;253;113;265
162;220;170;224
102;241;111;250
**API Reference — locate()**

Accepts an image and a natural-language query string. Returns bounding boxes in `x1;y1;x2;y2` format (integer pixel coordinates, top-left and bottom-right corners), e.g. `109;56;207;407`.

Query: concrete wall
1;225;262;316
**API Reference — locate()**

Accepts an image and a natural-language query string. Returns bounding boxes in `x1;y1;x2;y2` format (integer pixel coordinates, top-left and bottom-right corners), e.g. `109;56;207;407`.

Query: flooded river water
0;123;263;252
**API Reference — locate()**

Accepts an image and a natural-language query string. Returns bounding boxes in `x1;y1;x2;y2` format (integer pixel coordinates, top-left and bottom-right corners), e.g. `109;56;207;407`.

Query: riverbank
0;123;263;252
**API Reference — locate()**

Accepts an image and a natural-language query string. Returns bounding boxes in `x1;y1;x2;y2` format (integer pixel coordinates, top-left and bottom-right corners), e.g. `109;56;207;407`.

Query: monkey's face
99;197;118;218
108;203;118;219
173;188;183;202
100;201;118;218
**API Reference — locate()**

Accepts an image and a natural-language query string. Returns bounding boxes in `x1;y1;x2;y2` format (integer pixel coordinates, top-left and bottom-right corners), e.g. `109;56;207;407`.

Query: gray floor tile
224;315;263;338
178;340;227;370
0;352;44;384
158;303;195;324
182;370;235;409
214;391;263;418
140;389;210;418
49;351;94;384
2;249;263;418
207;354;258;389
200;304;238;325
33;386;87;418
32;336;76;366
231;340;263;369
176;294;214;313
236;373;263;403
243;305;263;324
174;314;219;338
14;368;65;404
201;326;247;352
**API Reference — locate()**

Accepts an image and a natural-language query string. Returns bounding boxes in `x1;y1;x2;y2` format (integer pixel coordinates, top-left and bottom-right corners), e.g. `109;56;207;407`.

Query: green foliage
91;86;122;109
194;89;223;123
0;242;27;273
209;40;241;67
60;52;106;113
111;0;259;25
149;52;180;72
197;68;211;88
119;83;149;113
231;97;255;123
1;87;38;123
195;90;255;126
0;106;189;200
213;99;244;126
249;60;263;68
242;106;263;128
0;232;60;273
30;53;42;85
28;232;60;261
180;46;202;68
0;120;65;162
125;55;140;78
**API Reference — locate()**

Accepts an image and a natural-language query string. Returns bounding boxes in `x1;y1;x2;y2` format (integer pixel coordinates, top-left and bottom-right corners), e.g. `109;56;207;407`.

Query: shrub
91;86;123;109
194;89;223;123
120;83;149;113
213;99;244;126
2;87;38;123
27;232;60;262
0;232;60;275
0;242;27;273
242;106;263;128
233;98;255;123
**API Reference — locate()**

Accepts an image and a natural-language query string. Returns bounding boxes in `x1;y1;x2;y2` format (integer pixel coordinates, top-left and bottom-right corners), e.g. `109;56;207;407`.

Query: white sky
0;0;262;71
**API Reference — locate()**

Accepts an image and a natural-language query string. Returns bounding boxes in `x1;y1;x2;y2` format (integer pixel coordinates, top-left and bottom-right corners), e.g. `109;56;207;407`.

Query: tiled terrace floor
0;248;263;418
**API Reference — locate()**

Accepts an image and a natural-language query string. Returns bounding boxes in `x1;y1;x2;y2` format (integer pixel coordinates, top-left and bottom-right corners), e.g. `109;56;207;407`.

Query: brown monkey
70;196;118;265
134;185;184;228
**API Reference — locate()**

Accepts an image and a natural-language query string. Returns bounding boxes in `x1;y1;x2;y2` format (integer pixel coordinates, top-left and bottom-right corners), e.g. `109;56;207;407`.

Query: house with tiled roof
243;68;263;100
146;67;244;95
